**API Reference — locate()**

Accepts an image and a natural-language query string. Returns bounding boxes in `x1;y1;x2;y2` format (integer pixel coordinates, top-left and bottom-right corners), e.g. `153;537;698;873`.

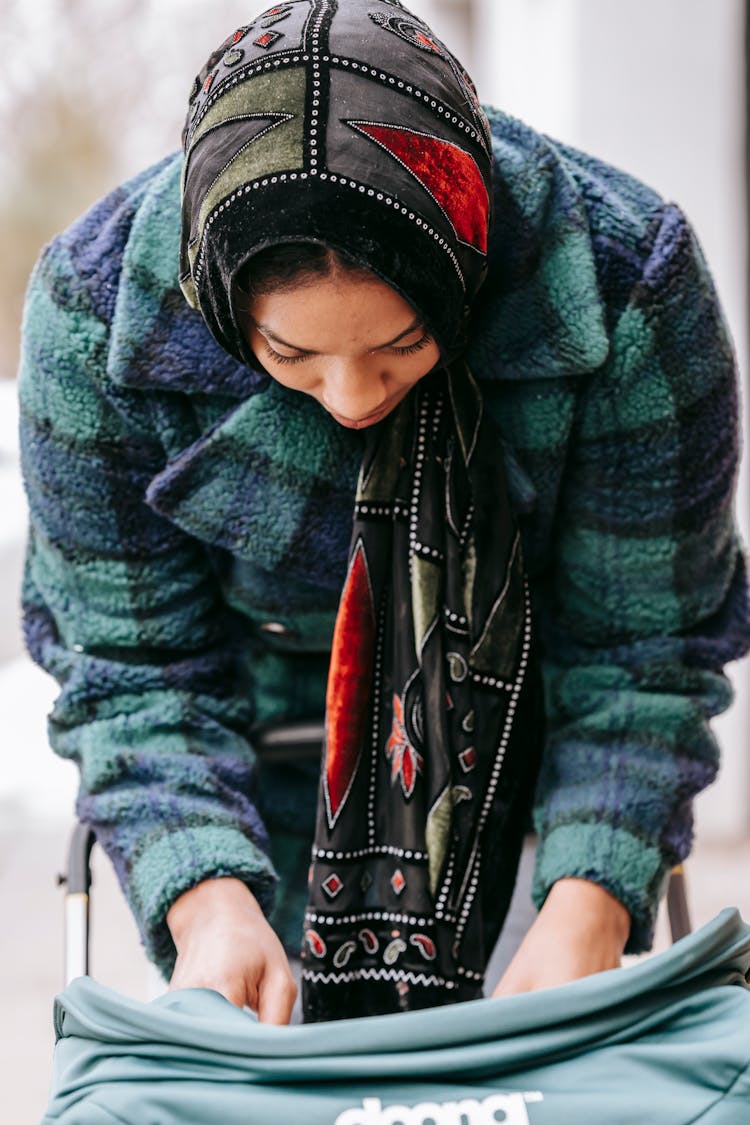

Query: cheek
260;361;320;396
400;343;441;384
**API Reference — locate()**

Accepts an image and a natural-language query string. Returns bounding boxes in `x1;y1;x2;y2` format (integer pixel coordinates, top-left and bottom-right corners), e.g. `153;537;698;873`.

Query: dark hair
234;242;371;307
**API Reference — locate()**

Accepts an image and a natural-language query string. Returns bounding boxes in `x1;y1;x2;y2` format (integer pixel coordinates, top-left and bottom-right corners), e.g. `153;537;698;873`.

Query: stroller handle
61;823;95;985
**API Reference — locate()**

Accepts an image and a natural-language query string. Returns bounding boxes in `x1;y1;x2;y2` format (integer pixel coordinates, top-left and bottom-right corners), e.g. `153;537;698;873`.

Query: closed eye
262;333;433;365
261;342;308;366
389;333;431;356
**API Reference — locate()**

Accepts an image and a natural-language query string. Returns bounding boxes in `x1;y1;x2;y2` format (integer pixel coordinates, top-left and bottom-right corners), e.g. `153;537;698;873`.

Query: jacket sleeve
531;204;750;951
19;235;277;978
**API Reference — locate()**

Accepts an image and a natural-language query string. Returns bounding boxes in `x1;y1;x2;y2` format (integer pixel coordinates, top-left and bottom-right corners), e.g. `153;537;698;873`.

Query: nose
321;358;388;421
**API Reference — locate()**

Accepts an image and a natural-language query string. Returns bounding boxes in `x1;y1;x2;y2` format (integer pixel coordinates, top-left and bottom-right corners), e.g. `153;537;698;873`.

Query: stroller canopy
45;909;750;1124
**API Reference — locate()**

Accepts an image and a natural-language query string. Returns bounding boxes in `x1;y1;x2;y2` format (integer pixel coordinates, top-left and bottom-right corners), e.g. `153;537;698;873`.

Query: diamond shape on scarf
360;870;373;893
261;4;293;27
255;30;282;49
459;746;477;773
323;873;344;899
324;540;376;828
349;121;489;252
391;869;406;895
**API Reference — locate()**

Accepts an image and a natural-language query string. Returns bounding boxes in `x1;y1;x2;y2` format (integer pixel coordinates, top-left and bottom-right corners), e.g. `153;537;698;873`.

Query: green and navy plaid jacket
19;109;750;976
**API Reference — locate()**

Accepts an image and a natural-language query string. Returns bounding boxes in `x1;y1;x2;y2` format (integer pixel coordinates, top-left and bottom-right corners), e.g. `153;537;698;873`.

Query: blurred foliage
1;94;114;379
0;0;247;378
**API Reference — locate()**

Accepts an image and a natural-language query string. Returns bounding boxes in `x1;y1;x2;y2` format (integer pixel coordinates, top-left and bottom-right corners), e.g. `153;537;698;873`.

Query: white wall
473;0;750;839
407;0;474;64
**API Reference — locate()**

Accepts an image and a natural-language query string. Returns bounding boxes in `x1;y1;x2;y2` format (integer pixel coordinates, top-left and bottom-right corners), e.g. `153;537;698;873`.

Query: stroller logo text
334;1091;544;1125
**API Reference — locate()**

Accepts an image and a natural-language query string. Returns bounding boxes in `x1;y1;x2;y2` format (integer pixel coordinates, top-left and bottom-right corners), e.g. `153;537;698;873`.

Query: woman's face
238;272;441;429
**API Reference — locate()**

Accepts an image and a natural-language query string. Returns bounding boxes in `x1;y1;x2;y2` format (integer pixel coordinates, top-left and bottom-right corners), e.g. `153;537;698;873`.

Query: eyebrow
253;316;424;354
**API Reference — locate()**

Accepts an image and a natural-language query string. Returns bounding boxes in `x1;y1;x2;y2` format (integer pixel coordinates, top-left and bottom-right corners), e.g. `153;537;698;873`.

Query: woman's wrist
545;877;631;952
166;876;262;948
493;876;632;998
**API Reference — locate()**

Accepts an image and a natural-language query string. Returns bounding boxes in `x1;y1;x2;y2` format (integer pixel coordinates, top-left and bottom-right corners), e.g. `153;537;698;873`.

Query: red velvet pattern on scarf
323;541;376;827
351;122;490;252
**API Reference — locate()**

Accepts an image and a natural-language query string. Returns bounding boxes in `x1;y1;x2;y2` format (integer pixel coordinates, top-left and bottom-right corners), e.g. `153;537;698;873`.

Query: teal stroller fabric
45;910;750;1124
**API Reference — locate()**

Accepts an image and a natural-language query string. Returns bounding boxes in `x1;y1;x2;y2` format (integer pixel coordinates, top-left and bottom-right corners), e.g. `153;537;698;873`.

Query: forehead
245;274;422;349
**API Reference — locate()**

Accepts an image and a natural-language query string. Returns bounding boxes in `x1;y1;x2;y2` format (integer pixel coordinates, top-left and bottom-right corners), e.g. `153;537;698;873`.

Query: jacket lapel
146;379;363;588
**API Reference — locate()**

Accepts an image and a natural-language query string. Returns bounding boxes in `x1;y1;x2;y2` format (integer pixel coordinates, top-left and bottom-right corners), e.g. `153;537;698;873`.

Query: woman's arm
19;226;293;1016
496;203;750;994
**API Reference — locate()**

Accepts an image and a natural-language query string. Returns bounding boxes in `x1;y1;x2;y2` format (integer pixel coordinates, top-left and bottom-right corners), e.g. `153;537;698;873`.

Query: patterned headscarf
180;0;493;359
180;0;544;1022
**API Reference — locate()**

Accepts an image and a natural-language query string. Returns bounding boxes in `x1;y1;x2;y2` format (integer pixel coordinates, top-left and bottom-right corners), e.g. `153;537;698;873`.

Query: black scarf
303;362;543;1020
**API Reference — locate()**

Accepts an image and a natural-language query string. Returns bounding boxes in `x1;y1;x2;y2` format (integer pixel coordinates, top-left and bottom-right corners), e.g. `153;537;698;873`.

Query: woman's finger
257;969;297;1025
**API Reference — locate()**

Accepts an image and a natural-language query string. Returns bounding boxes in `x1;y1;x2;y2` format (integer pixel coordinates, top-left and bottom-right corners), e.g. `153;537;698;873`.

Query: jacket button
260;621;292;636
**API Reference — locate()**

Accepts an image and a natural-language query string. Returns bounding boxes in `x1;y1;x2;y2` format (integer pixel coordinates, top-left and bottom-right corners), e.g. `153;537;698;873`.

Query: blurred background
2;0;749;1120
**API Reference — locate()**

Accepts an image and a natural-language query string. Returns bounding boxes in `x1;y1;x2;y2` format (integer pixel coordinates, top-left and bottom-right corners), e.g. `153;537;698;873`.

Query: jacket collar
145;377;362;580
467;111;610;380
107;155;263;398
107;112;609;397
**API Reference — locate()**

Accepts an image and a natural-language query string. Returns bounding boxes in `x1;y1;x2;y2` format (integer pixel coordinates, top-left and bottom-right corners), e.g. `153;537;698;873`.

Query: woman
19;0;750;1024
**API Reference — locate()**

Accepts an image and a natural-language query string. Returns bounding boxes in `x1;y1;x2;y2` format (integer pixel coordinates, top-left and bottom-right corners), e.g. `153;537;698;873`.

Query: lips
326;392;407;429
327;403;389;428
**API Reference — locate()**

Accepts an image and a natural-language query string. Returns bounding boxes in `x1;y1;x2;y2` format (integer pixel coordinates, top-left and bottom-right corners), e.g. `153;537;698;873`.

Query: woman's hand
166;876;297;1024
492;877;630;999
